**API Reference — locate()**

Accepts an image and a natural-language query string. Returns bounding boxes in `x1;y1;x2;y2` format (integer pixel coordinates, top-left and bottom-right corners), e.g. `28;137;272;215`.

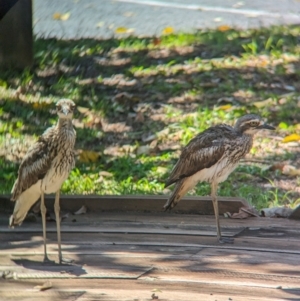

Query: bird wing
11;129;56;201
165;126;233;187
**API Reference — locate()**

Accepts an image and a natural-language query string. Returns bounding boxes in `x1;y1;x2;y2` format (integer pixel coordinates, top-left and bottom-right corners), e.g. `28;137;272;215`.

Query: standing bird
9;99;76;263
164;114;275;243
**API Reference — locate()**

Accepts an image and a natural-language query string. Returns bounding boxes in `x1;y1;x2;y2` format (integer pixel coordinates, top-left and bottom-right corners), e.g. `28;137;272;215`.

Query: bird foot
218;236;234;244
59;257;74;265
43;256;55;265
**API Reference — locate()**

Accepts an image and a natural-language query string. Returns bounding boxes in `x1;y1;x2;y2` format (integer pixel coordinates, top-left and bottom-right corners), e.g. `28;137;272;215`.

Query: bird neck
58;118;73;130
241;132;254;146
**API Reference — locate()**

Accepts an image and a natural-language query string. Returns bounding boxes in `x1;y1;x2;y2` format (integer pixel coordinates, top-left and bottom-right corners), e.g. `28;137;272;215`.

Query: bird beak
257;123;275;130
61;106;70;116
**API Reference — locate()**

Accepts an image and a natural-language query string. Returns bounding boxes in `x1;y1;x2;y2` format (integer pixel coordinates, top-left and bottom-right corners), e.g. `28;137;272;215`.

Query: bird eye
250;121;258;127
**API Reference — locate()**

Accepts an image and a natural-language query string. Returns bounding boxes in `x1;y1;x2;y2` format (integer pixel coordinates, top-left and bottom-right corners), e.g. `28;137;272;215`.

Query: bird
164;114;275;243
9;99;76;264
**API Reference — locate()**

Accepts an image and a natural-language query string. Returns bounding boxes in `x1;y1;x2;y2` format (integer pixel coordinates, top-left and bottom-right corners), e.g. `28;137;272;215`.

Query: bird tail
164;179;191;211
9;183;41;228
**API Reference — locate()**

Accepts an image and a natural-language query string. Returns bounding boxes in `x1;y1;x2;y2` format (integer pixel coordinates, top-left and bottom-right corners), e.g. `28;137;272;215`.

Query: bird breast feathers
11;126;75;200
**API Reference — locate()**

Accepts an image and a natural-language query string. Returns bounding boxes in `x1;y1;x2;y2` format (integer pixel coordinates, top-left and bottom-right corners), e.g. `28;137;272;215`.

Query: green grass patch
1;25;300;210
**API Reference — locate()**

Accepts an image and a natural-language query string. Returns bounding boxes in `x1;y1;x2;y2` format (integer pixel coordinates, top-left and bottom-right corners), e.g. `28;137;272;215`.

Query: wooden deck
1;207;300;300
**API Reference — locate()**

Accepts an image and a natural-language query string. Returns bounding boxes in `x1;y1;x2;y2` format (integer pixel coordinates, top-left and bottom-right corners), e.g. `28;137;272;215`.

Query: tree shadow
1;24;300;202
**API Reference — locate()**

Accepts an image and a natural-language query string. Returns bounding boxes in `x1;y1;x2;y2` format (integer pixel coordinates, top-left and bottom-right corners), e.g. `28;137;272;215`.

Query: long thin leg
54;190;62;264
41;192;51;262
211;182;233;244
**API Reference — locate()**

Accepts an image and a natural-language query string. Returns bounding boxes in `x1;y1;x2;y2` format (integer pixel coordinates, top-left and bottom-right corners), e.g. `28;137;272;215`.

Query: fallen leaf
32;102;50;109
217;104;232;111
115;27;134;34
60;12;71;20
258;59;268;67
217;96;233;103
149;139;158;150
282;134;300;143
282;165;300;176
269;163;286;172
142;134;156;143
135;111;145;123
74;205;87;215
99;171;113;177
34;281;52;291
77;106;90;114
152;289;162;293
113;92;135;102
162;26;174;35
79;150;100;163
53;12;61;19
269;163;300;176
228;206;259;219
253;98;274;108
214;17;222;22
136;145;151;155
96;21;105;28
218;25;231;31
232;1;244;8
153;38;161;46
53;12;70;21
278;122;289;129
156;166;167;174
123;11;135;17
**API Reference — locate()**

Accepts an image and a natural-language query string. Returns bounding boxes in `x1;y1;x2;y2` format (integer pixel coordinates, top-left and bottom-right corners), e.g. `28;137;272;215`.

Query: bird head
56;99;76;119
234;114;275;135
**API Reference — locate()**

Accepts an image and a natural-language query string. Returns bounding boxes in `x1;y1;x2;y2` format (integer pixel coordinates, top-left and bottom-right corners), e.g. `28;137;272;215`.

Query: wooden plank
1;211;299;232
1;278;297;301
0;194;249;214
0;0;33;68
2;229;300;255
0;265;152;280
1;211;300;301
0;222;243;237
2;244;300;286
237;226;300;239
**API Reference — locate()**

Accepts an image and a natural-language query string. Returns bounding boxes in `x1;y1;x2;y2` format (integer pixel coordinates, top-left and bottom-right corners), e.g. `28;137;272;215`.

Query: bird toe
218;236;234;244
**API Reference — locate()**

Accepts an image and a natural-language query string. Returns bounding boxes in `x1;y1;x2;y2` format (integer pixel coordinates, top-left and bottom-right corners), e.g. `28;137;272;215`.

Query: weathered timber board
1;212;300;300
1;278;299;301
0;194;248;214
2;242;300;286
0;223;243;237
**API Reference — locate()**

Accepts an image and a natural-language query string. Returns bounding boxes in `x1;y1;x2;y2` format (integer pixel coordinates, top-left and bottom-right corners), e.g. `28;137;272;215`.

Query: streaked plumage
164;114;275;243
10;99;76;263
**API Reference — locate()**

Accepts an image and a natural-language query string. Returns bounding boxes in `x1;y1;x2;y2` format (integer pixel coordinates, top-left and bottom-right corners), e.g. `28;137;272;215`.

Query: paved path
34;0;300;38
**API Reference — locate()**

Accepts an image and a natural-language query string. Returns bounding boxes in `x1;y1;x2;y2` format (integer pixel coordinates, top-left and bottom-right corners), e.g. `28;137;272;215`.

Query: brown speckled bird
164;114;275;243
9;99;76;263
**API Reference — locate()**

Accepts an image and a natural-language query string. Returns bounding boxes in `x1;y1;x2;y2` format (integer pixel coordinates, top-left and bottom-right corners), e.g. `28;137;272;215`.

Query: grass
1;25;300;210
